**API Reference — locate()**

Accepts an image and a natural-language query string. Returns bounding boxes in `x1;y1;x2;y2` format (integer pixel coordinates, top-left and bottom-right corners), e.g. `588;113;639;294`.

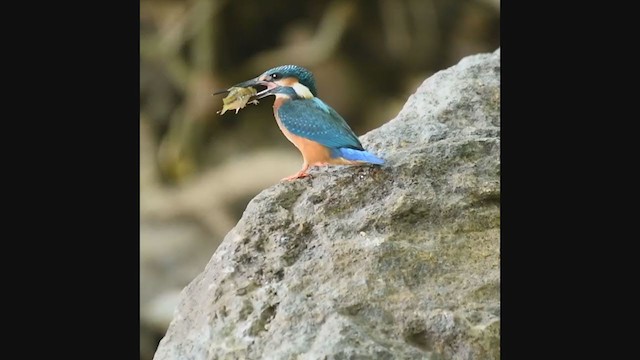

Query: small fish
217;86;259;115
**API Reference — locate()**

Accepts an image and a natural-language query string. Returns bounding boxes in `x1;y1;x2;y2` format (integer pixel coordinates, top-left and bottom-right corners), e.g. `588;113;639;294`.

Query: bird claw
281;172;311;181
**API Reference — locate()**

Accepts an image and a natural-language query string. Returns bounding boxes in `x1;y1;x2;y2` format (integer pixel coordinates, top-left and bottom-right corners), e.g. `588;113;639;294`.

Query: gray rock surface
140;120;300;359
154;48;500;360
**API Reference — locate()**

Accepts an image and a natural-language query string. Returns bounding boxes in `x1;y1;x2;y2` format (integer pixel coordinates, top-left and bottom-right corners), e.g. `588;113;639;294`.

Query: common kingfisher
219;65;384;181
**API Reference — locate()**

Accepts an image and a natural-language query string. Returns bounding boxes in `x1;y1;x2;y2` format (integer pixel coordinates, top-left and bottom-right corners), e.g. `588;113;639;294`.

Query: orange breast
273;98;336;165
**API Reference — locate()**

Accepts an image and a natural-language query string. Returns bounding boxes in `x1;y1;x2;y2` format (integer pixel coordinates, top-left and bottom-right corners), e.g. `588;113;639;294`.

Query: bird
216;65;384;181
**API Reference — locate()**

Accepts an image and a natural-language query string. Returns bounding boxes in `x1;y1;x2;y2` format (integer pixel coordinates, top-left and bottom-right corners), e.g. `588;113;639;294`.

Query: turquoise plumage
277;97;384;164
218;64;384;180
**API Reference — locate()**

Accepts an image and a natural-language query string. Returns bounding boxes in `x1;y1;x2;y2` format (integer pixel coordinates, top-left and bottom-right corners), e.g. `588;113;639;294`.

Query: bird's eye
270;73;279;79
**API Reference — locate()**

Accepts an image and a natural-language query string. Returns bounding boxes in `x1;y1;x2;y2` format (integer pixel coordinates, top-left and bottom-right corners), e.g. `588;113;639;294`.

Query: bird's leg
282;162;310;181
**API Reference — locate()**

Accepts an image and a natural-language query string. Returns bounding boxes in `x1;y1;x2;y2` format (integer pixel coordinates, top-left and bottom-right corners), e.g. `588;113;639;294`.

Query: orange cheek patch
275;77;298;87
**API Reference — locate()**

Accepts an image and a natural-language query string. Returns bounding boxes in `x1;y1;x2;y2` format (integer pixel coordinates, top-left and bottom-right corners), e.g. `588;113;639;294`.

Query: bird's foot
281;171;310;181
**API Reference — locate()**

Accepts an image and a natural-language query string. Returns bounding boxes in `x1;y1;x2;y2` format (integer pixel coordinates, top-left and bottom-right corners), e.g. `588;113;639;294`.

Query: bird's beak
212;76;279;99
235;76;280;99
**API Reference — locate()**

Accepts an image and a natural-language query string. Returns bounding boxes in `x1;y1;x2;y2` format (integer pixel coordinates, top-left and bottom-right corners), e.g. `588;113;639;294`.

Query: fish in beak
213;76;279;98
212;75;281;115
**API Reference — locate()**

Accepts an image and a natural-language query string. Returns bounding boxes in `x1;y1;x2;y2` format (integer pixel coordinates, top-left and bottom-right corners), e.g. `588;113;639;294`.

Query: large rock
154;49;500;360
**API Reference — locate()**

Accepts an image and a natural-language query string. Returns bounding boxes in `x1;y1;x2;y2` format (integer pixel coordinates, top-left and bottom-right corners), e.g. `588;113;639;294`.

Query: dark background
140;0;500;359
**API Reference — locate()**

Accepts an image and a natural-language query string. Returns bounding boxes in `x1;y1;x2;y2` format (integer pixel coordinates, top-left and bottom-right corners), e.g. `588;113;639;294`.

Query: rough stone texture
154;48;500;360
140;117;300;359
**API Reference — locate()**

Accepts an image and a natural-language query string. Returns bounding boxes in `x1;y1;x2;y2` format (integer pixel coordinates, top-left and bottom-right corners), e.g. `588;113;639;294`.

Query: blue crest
262;65;318;96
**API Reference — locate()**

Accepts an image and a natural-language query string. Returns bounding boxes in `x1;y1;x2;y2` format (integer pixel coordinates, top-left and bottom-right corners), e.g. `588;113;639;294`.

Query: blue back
277;98;364;150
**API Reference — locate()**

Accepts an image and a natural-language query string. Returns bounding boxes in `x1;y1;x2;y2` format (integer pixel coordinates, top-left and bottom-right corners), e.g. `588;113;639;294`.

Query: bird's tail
334;147;384;165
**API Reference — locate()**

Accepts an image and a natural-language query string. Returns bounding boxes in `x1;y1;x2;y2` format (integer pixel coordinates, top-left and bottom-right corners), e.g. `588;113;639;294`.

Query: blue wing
277;98;364;150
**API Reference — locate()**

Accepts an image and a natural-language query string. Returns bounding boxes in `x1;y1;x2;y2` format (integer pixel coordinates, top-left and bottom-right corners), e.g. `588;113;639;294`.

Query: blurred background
140;0;499;358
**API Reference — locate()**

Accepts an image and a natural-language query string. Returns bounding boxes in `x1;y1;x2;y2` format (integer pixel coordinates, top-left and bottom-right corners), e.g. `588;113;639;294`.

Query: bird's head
217;65;318;100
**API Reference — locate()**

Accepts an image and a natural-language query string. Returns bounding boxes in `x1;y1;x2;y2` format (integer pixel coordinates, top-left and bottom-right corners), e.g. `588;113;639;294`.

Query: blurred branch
479;0;500;11
244;0;357;72
192;0;216;71
379;0;411;59
378;0;439;67
155;0;224;183
158;0;229;56
140;26;190;91
407;0;439;67
141;0;228;92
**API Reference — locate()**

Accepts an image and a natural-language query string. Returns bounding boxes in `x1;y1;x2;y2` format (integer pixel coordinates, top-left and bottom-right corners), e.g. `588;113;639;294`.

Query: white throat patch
292;82;314;99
